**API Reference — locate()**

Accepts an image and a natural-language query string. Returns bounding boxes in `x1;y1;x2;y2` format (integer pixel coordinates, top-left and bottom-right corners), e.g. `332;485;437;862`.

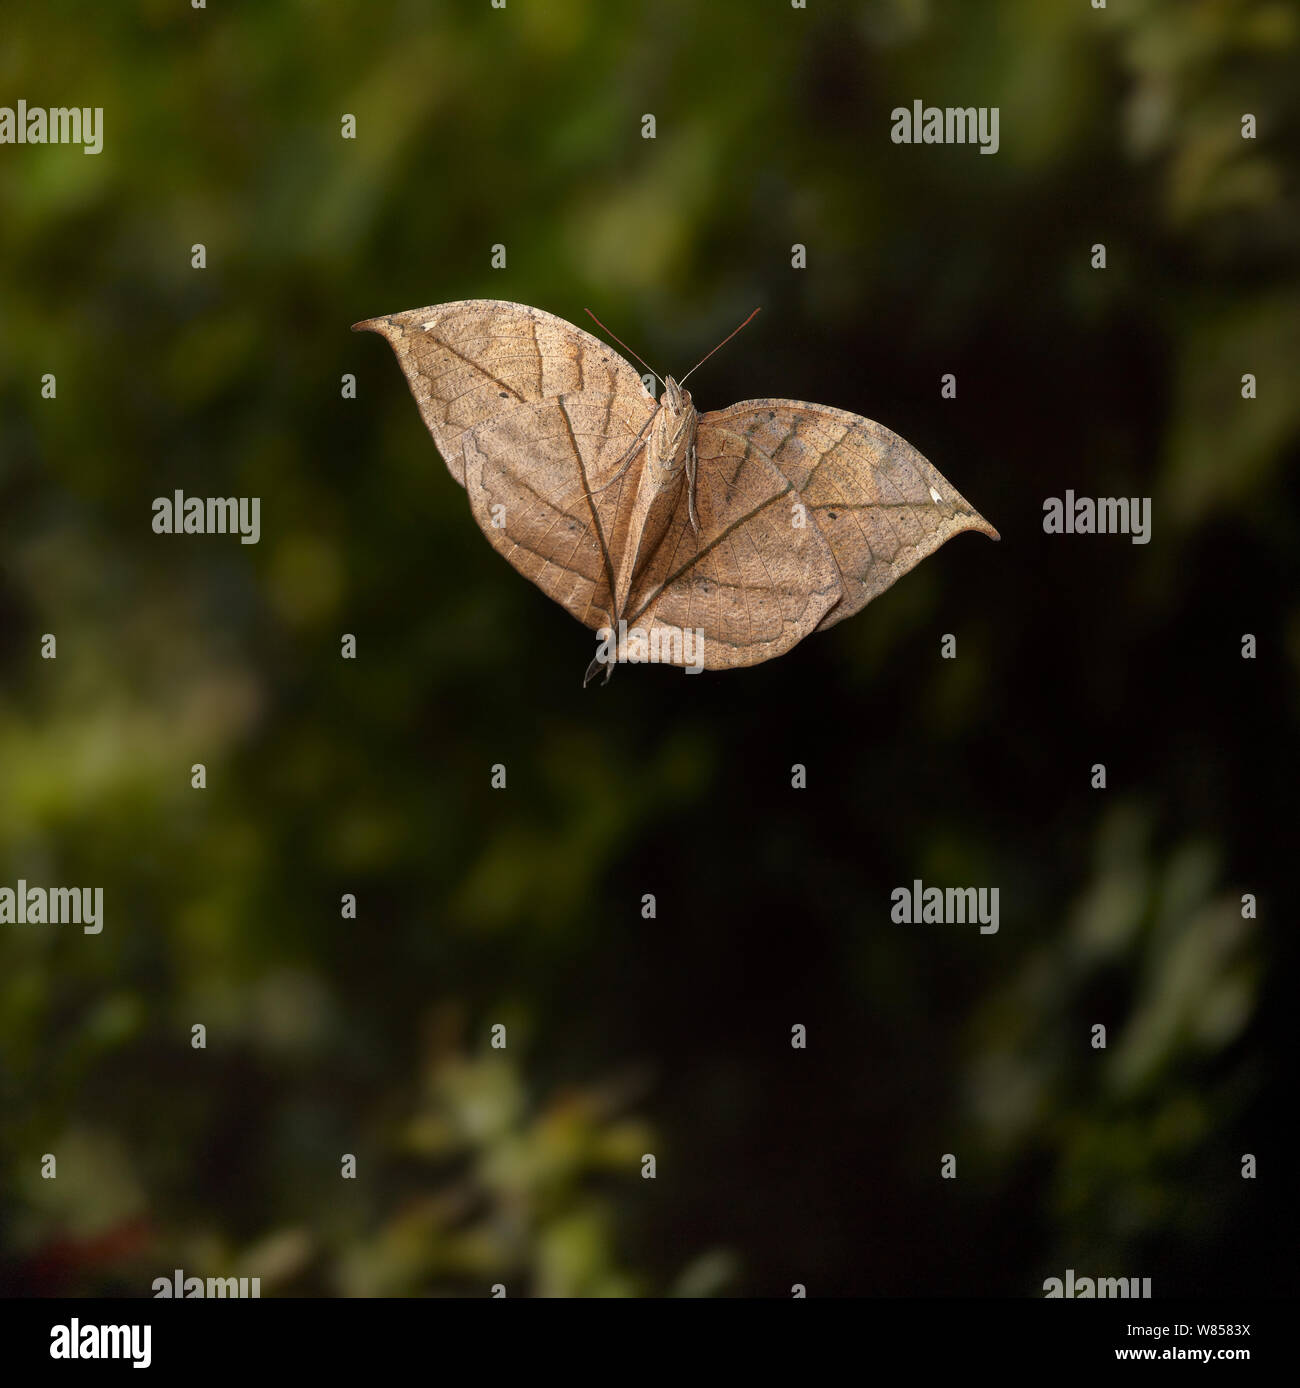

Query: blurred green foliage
1;0;1297;1295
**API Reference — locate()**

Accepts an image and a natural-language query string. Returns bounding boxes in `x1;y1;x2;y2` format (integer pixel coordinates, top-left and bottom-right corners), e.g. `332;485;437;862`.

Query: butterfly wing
461;389;656;632
620;416;842;670
700;400;998;631
356;305;997;671
352;299;654;486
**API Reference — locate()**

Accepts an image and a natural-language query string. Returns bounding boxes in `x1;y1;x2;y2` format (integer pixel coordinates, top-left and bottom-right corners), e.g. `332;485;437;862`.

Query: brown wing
701;400;999;630
352;299;654;486
461;390;655;632
621;416;842;670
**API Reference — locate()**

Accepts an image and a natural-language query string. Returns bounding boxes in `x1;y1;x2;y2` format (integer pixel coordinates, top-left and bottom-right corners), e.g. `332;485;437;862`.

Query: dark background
1;0;1296;1296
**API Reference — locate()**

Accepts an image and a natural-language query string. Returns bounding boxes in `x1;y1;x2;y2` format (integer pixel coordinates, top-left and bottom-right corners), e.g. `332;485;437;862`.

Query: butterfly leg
686;442;700;536
587;414;656;496
582;651;616;687
582;612;621;688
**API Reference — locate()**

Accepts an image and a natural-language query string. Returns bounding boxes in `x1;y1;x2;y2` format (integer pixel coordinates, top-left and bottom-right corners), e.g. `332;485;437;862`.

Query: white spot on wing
929;486;943;504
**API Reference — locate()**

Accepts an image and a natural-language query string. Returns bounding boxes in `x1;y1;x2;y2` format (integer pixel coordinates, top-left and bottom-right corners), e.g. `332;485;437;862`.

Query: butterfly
353;299;998;683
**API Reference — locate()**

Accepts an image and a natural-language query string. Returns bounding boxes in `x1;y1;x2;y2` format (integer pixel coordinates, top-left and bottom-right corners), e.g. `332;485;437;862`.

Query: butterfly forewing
353;299;654;485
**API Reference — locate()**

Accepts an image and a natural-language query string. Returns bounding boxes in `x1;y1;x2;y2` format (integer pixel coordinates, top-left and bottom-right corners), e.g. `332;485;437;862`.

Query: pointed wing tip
351;316;387;335
964;514;1000;542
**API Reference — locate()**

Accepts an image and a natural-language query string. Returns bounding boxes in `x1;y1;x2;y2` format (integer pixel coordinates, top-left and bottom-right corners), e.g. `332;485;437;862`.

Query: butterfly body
354;299;997;678
652;376;697;477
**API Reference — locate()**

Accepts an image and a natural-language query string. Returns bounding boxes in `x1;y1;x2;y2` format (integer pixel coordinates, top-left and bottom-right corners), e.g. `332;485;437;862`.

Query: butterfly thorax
651;376;697;476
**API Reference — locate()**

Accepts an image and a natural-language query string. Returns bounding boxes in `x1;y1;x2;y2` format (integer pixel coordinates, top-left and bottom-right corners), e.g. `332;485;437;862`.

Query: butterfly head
661;375;692;416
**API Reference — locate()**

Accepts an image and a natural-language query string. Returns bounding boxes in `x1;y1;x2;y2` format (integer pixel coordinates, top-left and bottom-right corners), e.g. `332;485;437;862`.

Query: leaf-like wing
353;299;654;486
622;416;842;669
462;391;655;631
702;401;998;630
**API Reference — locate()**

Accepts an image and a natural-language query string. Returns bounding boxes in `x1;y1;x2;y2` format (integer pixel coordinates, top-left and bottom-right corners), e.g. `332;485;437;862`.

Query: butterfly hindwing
624;417;842;669
462;390;655;632
701;401;998;630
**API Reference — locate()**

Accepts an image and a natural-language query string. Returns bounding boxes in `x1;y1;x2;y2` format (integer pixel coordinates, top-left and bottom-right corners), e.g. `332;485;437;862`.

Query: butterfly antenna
585;309;663;389
678;307;762;386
